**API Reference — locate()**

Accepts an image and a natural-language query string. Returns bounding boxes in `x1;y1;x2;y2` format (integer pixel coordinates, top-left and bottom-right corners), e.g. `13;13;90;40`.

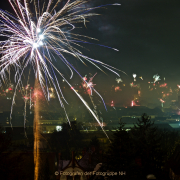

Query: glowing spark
131;100;134;107
116;78;122;83
82;73;97;95
33;43;39;48
39;34;44;40
133;73;137;81
159;83;167;88
37;28;41;33
153;74;161;83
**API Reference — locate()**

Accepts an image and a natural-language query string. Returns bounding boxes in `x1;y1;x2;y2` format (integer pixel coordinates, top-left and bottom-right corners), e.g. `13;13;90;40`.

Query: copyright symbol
55;171;59;175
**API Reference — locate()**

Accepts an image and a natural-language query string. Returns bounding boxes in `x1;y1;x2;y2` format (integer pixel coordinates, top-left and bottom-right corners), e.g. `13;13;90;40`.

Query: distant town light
56;126;62;132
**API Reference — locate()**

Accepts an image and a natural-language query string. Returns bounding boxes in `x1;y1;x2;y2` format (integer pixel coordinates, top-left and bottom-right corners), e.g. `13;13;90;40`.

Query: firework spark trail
50;62;109;138
0;0;121;178
82;74;105;133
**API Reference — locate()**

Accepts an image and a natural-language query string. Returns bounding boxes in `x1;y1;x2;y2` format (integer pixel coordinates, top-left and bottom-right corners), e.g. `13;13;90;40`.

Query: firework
0;0;121;129
114;86;121;92
0;1;122;179
153;74;161;83
159;83;167;88
116;77;122;83
133;73;137;81
159;98;165;108
81;73;105;127
82;73;97;95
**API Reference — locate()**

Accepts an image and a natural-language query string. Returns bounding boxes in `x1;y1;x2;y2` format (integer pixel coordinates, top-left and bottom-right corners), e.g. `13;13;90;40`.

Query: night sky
1;0;180;106
83;0;180;84
51;0;180;88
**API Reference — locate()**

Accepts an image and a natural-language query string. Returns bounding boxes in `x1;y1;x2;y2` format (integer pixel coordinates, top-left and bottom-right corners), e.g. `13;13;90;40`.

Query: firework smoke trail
34;79;40;180
0;0;121;178
24;88;28;138
23;69;31;138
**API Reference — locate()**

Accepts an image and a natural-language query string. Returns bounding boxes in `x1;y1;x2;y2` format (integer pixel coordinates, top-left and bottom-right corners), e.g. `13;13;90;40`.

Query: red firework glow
131;100;134;107
111;101;114;107
115;86;121;92
23;96;29;100
159;83;167;88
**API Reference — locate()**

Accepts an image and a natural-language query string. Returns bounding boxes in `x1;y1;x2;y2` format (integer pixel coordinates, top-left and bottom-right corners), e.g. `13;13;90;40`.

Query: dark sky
81;0;180;84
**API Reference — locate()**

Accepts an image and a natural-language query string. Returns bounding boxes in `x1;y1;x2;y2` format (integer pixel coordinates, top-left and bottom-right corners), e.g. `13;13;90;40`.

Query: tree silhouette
49;121;83;159
89;136;100;149
130;113;163;178
105;122;140;179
